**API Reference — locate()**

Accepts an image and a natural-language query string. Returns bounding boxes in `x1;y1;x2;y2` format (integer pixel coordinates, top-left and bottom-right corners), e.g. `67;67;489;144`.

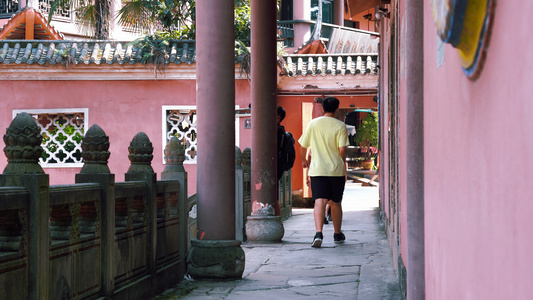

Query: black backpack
279;131;296;171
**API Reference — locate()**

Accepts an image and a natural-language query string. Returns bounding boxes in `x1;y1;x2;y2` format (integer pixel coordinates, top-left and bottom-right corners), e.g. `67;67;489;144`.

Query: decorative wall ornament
235;146;242;167
127;132;154;174
80;124;111;174
242;148;251;172
431;0;494;79
3;112;44;174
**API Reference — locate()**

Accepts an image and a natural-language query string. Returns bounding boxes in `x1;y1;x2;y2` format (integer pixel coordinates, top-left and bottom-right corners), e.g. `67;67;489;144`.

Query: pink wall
422;1;533;299
0;79;251;195
377;0;409;275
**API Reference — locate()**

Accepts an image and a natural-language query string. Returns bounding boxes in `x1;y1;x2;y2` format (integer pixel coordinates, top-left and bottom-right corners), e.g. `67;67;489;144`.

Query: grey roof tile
0;40;198;66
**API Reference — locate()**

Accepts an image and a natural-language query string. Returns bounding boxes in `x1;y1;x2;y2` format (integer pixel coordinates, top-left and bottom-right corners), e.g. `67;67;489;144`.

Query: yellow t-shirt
298;116;349;177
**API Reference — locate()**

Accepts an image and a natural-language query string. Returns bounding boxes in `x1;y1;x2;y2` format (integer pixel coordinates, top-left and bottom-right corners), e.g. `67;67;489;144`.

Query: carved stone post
0;112;50;299
75;124;115;297
125;132;157;274
161;136;188;273
242;147;252;218
235;146;244;241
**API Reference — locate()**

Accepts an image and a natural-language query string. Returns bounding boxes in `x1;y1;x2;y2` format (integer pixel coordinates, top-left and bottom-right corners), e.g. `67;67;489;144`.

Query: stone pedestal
187;240;245;280
245;216;284;242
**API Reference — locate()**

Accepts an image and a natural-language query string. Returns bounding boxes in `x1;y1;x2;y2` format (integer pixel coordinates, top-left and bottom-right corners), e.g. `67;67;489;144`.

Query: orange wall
278;94;376;192
349;9;378;32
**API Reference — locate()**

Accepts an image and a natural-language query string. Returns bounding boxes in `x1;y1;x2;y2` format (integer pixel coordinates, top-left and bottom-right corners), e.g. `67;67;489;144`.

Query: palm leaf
74;5;96;38
116;0;155;33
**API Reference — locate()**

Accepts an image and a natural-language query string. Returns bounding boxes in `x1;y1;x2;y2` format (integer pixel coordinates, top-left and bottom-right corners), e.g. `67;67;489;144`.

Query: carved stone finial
242;147;251;172
3;112;44;174
162;136;185;173
80;124;110;174
127;132;154;174
235;146;242;167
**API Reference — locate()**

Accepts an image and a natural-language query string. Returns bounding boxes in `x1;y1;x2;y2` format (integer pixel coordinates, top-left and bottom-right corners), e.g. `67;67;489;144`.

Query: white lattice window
0;0;19;16
13;109;88;168
39;0;72;20
162;106;240;164
165;107;198;163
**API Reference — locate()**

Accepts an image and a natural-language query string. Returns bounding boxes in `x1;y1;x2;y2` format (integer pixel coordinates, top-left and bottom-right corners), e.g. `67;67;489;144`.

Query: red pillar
406;0;425;298
250;0;279;215
196;0;236;240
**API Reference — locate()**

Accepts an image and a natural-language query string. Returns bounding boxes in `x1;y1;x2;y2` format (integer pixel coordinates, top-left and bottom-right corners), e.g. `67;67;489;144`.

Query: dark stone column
191;0;244;279
246;0;284;243
406;0;425;298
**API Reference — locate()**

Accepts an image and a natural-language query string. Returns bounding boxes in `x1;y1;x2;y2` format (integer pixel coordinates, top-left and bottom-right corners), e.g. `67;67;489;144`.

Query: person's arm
300;146;309;168
339;146;348;181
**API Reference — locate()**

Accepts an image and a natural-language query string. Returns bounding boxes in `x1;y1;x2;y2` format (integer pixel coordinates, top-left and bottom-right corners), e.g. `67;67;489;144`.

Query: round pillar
247;0;284;242
191;0;243;280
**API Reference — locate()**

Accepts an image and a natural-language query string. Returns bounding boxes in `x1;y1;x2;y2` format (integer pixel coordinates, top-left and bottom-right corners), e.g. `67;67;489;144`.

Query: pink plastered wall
0;79;252;195
422;1;533;299
377;0;409;275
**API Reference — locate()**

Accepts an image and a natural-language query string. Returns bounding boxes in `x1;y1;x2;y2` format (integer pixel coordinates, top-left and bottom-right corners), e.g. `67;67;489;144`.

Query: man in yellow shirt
299;97;349;248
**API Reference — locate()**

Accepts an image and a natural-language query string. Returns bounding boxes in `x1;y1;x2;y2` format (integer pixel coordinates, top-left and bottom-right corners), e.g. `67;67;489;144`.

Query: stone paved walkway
153;182;403;299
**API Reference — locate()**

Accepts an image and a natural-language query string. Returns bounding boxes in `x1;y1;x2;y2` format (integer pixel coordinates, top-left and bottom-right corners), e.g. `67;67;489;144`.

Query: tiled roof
0;40;197;65
282;53;378;77
294;40;328;54
0;40;378;78
0;7;64;40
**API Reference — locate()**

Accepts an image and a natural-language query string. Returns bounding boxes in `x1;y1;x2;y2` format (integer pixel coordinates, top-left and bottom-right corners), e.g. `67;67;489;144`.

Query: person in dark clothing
277;106;287;181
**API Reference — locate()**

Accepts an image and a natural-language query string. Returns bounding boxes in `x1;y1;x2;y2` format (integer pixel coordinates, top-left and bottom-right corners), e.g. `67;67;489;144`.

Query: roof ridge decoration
282;53;377;77
0;7;64;40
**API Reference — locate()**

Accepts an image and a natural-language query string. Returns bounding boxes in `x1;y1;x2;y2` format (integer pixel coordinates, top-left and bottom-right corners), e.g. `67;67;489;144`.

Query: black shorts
310;176;346;203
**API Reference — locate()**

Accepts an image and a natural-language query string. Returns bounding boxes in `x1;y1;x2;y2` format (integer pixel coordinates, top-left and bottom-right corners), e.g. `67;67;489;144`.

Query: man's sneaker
327;214;332;222
333;232;345;244
324;217;329;224
311;232;323;248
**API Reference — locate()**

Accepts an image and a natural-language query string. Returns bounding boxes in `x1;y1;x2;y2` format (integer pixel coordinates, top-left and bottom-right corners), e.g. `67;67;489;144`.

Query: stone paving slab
152;183;403;299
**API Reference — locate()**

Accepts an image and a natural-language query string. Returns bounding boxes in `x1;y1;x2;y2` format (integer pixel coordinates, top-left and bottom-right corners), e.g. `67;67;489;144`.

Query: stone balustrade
0;112;188;300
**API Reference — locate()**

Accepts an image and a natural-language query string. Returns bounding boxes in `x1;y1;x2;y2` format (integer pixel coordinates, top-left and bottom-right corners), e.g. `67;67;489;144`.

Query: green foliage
130;34;170;78
354;112;378;159
50;0;252;40
117;0;196;37
234;0;250;40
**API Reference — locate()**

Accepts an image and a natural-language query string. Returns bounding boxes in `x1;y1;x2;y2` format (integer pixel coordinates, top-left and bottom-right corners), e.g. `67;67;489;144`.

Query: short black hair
277;106;286;122
322;97;340;113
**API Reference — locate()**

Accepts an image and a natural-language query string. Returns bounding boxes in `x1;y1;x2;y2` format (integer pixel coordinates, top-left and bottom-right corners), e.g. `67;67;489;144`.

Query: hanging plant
131;34;170;79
